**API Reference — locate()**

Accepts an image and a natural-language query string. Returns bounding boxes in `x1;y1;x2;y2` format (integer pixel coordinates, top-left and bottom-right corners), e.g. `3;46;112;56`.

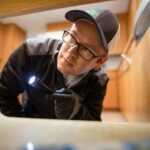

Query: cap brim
65;10;108;52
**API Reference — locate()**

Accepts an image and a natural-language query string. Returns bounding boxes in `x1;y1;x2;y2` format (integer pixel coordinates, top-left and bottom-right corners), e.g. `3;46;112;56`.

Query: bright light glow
26;142;34;150
28;76;36;85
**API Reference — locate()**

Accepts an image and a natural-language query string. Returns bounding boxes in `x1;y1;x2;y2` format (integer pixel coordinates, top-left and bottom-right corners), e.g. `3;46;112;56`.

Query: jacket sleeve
0;42;29;117
73;76;108;121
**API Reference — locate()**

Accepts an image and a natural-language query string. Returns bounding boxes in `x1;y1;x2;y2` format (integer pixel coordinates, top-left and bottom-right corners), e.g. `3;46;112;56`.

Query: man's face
57;19;106;76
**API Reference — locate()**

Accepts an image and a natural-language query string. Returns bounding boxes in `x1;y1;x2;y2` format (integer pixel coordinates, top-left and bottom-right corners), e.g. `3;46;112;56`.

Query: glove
52;88;82;119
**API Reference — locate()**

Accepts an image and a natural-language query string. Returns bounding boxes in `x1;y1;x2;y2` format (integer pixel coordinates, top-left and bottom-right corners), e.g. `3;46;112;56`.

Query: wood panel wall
47;21;71;32
103;70;119;109
118;29;150;122
110;14;128;55
118;0;150;122
0;23;26;69
0;24;5;62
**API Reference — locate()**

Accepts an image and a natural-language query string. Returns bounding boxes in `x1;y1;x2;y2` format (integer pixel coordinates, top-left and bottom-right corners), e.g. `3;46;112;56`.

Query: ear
94;55;108;70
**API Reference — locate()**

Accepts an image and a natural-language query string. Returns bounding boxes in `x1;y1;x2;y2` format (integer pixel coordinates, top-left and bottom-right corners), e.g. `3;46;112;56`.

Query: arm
73;79;108;121
0;42;28;116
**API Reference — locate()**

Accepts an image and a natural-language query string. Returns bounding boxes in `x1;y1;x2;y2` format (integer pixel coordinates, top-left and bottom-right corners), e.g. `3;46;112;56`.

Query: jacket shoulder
25;36;62;56
92;69;109;87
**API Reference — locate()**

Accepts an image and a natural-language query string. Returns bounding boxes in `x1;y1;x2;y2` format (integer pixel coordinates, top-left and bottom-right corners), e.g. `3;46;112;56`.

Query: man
0;8;119;120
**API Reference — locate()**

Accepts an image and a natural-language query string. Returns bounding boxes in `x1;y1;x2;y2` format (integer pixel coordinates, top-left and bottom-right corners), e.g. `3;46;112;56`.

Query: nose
67;45;78;58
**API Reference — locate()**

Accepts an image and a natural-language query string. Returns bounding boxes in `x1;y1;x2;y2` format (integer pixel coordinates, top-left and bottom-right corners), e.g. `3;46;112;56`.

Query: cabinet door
0;24;26;70
103;70;118;110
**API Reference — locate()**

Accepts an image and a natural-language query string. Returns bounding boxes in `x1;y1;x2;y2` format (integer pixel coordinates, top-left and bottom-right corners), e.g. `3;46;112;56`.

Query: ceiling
0;0;129;37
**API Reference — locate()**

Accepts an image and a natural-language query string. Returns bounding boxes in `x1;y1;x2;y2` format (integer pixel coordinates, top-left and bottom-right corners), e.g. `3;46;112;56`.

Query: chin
57;62;70;75
57;59;72;75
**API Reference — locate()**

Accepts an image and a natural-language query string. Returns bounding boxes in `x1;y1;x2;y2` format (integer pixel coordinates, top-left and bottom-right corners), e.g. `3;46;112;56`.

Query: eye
63;32;76;46
79;45;94;59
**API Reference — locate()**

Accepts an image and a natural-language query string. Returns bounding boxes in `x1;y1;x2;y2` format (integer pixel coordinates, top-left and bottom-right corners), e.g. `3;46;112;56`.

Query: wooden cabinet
103;70;119;110
0;23;5;63
0;23;26;69
118;29;150;122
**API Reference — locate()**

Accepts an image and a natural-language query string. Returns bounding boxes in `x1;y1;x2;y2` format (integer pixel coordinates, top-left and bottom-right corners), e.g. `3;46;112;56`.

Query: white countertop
0;115;150;150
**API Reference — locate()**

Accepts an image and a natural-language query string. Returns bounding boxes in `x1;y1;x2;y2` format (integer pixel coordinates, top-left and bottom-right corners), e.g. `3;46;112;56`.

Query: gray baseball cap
65;9;119;52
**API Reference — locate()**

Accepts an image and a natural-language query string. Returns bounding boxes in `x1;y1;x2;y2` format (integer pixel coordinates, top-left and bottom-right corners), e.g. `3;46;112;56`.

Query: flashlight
27;75;53;93
28;75;39;87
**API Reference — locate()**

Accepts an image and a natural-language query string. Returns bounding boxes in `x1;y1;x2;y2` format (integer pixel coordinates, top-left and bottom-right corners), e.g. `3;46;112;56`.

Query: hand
52;88;82;119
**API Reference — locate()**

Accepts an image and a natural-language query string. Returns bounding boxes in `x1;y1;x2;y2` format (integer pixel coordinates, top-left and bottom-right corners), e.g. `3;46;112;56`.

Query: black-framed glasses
62;30;102;61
